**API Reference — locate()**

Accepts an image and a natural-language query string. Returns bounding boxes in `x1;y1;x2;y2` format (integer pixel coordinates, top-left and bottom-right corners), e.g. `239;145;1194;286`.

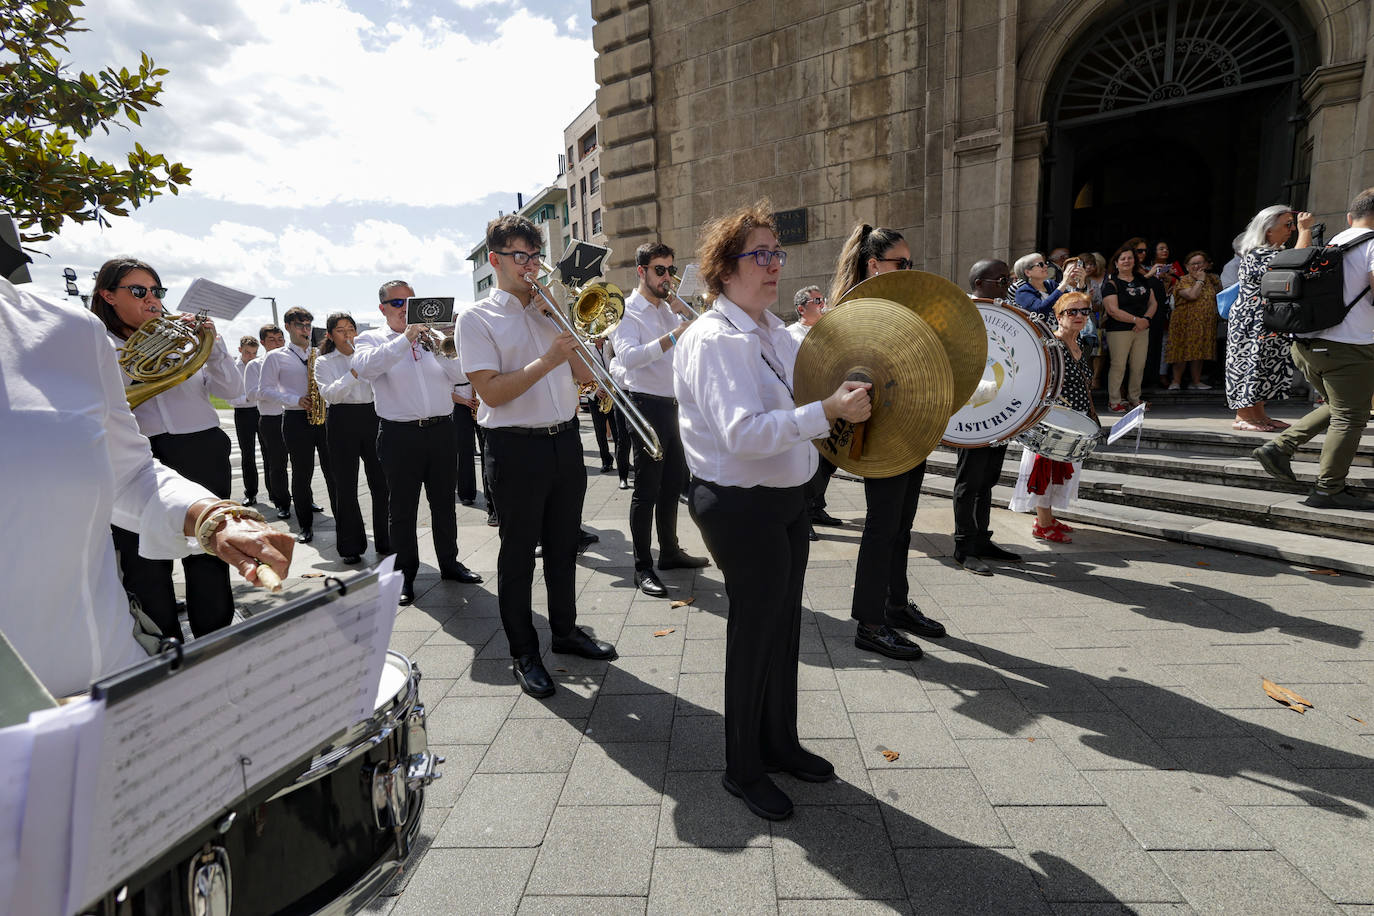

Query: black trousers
852;460;926;623
629;394;687;571
111;426;233;639
258;413;290;509
327;403;390;557
453;405;479;502
283;410;334;529
589;402;614;464
805;456;838;516
378;417;460;585
952;445;1008;555
612;405;632;483
232;406;260;500
485;425;586;658
688;478;808;785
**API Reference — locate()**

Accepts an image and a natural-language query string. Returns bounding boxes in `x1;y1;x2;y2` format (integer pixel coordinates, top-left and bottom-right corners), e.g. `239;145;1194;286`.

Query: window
476;275;493;292
568;146;575;166
572;222;579;238
568;182;575;206
589;168;599;194
580;128;597;158
580;177;587;197
591;209;602;235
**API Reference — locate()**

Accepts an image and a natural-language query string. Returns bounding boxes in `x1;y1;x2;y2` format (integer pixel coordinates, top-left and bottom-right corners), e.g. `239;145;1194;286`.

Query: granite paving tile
388;848;537;916
772;804;907;900
517;897;646;916
600;655;682;695
835;669;934;713
425;693;518;745
850;711;966;768
656;771;772;848
778;902;911;915
526;805;659;896
1235;805;1374;903
647;847;776;915
559;740;667;806
1039;712;1178;771
799;689;855;739
871;768;1010;848
924;688;1046;740
446;657;524;696
958;738;1103;805
586;693;677;743
507;673;601;718
477;716;586;773
1151;851;1340;914
665;713;725;771
1098;684;1252;739
679;637;726;672
779;737;875;805
674;671;724;716
1228;706;1374;769
894;847;1052;914
432;772;564;847
1082;771;1269;850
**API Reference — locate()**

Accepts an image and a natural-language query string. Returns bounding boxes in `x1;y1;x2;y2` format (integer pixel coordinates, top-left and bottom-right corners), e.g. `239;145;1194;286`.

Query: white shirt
259;341;311;412
787;320;813;346
0;280;214;696
674;296;829;488
610;289;679;397
351;326;467;421
110;330;242;437
227;356;257;408
315;349;376;405
244;355;273;414
460;288;578;428
1296;226;1374;345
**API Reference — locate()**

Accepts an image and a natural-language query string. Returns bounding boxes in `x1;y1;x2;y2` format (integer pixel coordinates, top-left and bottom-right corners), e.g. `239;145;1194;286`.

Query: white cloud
70;0;595;209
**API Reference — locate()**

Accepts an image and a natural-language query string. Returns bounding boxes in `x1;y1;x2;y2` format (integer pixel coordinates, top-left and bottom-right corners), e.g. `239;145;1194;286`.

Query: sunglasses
494;249;542;266
736;249;787;267
806;296;825;305
1061;307;1092;317
382;298;407;308
116;284;168;299
649;264;678;277
877;257;914;270
1030;260;1049;269
1133;248;1147;254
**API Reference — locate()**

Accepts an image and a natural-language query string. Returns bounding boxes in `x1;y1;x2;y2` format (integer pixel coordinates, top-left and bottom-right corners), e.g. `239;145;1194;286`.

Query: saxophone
305;346;326;425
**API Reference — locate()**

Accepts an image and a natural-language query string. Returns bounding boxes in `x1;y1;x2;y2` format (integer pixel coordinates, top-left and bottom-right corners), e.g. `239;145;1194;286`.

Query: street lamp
259;296;279;326
63;267;90;307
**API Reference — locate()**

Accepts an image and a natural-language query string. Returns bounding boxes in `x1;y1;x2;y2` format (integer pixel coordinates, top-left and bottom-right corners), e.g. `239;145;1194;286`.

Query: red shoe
1052;520;1075;533
1032;522;1072;543
1108;402;1128;412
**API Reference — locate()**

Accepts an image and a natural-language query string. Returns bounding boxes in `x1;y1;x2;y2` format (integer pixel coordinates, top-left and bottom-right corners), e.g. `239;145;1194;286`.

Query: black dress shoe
811;509;844;526
513;654;555;698
276;506;292;520
296;529;314;544
311;504;324;513
721;773;792;820
954;552;992;576
658;550;709;570
636;570;668;597
578;529;600;552
618;479;630;490
600;462;614;473
459;496;476;507
341;554;363;565
398;586;415;607
808;526;819;542
551;626;618;660
978;542;1023;563
885;601;946;639
241;496;258;507
764;748;835;783
440;563;483;584
487;514;500;527
855;624;923;660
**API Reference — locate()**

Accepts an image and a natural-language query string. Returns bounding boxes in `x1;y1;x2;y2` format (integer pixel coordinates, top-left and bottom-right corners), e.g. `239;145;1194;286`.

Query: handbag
1216;282;1239;319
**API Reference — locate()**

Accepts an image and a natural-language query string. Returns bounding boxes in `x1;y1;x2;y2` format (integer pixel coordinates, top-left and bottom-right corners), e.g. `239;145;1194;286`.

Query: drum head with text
942;303;1060;448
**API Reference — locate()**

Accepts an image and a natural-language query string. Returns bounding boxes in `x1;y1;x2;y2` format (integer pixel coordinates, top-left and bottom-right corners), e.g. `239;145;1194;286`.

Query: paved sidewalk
231;420;1374;914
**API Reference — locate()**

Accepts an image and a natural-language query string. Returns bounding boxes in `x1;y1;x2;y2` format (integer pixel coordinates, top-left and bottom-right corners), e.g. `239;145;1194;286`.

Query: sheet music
176;278;256;320
676;264;702;300
76;564;401;909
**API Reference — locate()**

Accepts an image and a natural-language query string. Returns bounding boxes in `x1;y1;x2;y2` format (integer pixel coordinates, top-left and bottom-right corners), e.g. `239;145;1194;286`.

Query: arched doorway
1039;0;1317;262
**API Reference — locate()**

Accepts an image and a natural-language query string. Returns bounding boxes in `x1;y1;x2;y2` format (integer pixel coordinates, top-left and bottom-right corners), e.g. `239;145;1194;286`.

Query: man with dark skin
951;258;1024;574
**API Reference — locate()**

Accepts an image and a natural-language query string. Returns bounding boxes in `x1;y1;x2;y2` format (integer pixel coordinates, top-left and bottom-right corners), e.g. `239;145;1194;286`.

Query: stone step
918;475;1374;579
921;450;1374;545
1095;423;1374;466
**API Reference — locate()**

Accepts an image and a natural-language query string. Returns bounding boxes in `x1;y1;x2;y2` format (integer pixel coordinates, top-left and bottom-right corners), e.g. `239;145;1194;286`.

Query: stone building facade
590;0;1374;309
564;102;610;253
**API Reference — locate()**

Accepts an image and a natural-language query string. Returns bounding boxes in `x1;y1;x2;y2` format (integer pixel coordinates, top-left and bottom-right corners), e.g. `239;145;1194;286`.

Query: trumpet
526;268;664;461
414;325;457;359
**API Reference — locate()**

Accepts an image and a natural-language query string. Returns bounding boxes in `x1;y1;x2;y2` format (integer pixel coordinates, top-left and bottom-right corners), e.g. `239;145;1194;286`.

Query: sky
22;0;597;343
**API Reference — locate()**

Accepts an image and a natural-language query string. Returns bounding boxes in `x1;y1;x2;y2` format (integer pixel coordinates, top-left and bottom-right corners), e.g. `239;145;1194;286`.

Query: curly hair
829;224;904;305
1053;290;1092;318
91;257;163;338
696;200;777;300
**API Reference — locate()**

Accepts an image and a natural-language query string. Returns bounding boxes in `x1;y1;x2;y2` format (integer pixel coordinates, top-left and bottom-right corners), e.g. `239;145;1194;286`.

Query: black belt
489;419;577;437
382;414;451;428
632;392;678;407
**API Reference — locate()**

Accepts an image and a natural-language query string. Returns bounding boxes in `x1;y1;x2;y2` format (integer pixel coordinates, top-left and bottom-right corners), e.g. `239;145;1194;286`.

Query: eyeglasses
735;248;786;268
990;275;1012;285
1133;248;1147;254
289;320;312;329
1061;307;1092;317
494;249;543;266
1282;220;1296;229
877;257;914;270
116;284;167;299
1030;260;1049;269
650;264;678;277
806;296;825;305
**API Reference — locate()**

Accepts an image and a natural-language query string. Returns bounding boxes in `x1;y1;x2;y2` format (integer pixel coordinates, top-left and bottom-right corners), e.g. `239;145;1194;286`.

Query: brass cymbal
835;270;987;410
794;297;954;479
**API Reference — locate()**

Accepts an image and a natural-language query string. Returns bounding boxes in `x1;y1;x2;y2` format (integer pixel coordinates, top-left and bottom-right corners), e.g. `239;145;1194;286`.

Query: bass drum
87;651;441;916
942;301;1064;448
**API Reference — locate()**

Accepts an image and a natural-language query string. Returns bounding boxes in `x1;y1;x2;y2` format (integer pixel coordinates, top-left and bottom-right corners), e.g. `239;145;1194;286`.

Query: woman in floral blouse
1165;251;1219;390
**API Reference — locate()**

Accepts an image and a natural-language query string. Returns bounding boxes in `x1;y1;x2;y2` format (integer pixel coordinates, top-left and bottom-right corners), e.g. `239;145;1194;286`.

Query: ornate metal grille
1053;0;1301;124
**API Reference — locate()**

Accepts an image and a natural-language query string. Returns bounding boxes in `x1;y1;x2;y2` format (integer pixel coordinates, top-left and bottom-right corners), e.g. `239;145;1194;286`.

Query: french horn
119;313;217;410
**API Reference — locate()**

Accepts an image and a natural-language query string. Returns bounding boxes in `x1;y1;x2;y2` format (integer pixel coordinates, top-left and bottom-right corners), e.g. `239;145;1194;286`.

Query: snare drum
89;651;440;916
1014;405;1103;462
943;302;1064;448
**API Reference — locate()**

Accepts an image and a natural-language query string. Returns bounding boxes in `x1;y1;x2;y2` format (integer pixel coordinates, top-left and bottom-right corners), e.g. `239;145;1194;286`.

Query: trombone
664;271;703;318
526;267;665;461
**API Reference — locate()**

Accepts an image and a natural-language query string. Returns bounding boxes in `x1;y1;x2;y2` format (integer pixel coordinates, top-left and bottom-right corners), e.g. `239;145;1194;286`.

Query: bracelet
668;332;677;345
192;498;239;540
196;504;266;556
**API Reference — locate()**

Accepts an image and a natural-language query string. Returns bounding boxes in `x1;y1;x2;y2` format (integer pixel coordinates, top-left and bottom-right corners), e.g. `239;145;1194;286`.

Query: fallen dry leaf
653;627;676;637
1262;677;1314;714
670;597;695;608
302;572;324;578
1349;715;1367;725
1309;568;1340;576
880;749;900;762
1027;737;1036;742
1196;561;1210;567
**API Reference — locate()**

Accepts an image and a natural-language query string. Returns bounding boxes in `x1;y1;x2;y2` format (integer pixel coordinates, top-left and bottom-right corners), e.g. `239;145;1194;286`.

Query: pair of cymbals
793;271;987;478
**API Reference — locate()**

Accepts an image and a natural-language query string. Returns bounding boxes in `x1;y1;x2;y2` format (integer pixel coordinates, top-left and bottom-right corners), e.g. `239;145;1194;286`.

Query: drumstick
845;368;873;460
254;563;284;593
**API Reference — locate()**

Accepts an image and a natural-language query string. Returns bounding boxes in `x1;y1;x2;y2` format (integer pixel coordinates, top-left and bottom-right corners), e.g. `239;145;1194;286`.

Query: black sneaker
1252;444;1298;484
1302;488;1374;511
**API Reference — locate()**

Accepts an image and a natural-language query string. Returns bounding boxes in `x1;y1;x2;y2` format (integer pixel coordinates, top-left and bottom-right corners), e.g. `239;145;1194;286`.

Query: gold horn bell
119;314;217;409
793;270;986;478
569;281;625;338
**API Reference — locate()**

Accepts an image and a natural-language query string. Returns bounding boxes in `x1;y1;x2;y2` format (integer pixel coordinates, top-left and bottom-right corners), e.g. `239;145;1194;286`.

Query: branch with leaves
0;0;191;243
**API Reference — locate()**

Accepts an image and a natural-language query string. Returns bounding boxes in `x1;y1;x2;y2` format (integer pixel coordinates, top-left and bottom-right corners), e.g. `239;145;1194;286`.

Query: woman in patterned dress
1165;251;1219;390
1225;206;1313;431
1009;292;1098;544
